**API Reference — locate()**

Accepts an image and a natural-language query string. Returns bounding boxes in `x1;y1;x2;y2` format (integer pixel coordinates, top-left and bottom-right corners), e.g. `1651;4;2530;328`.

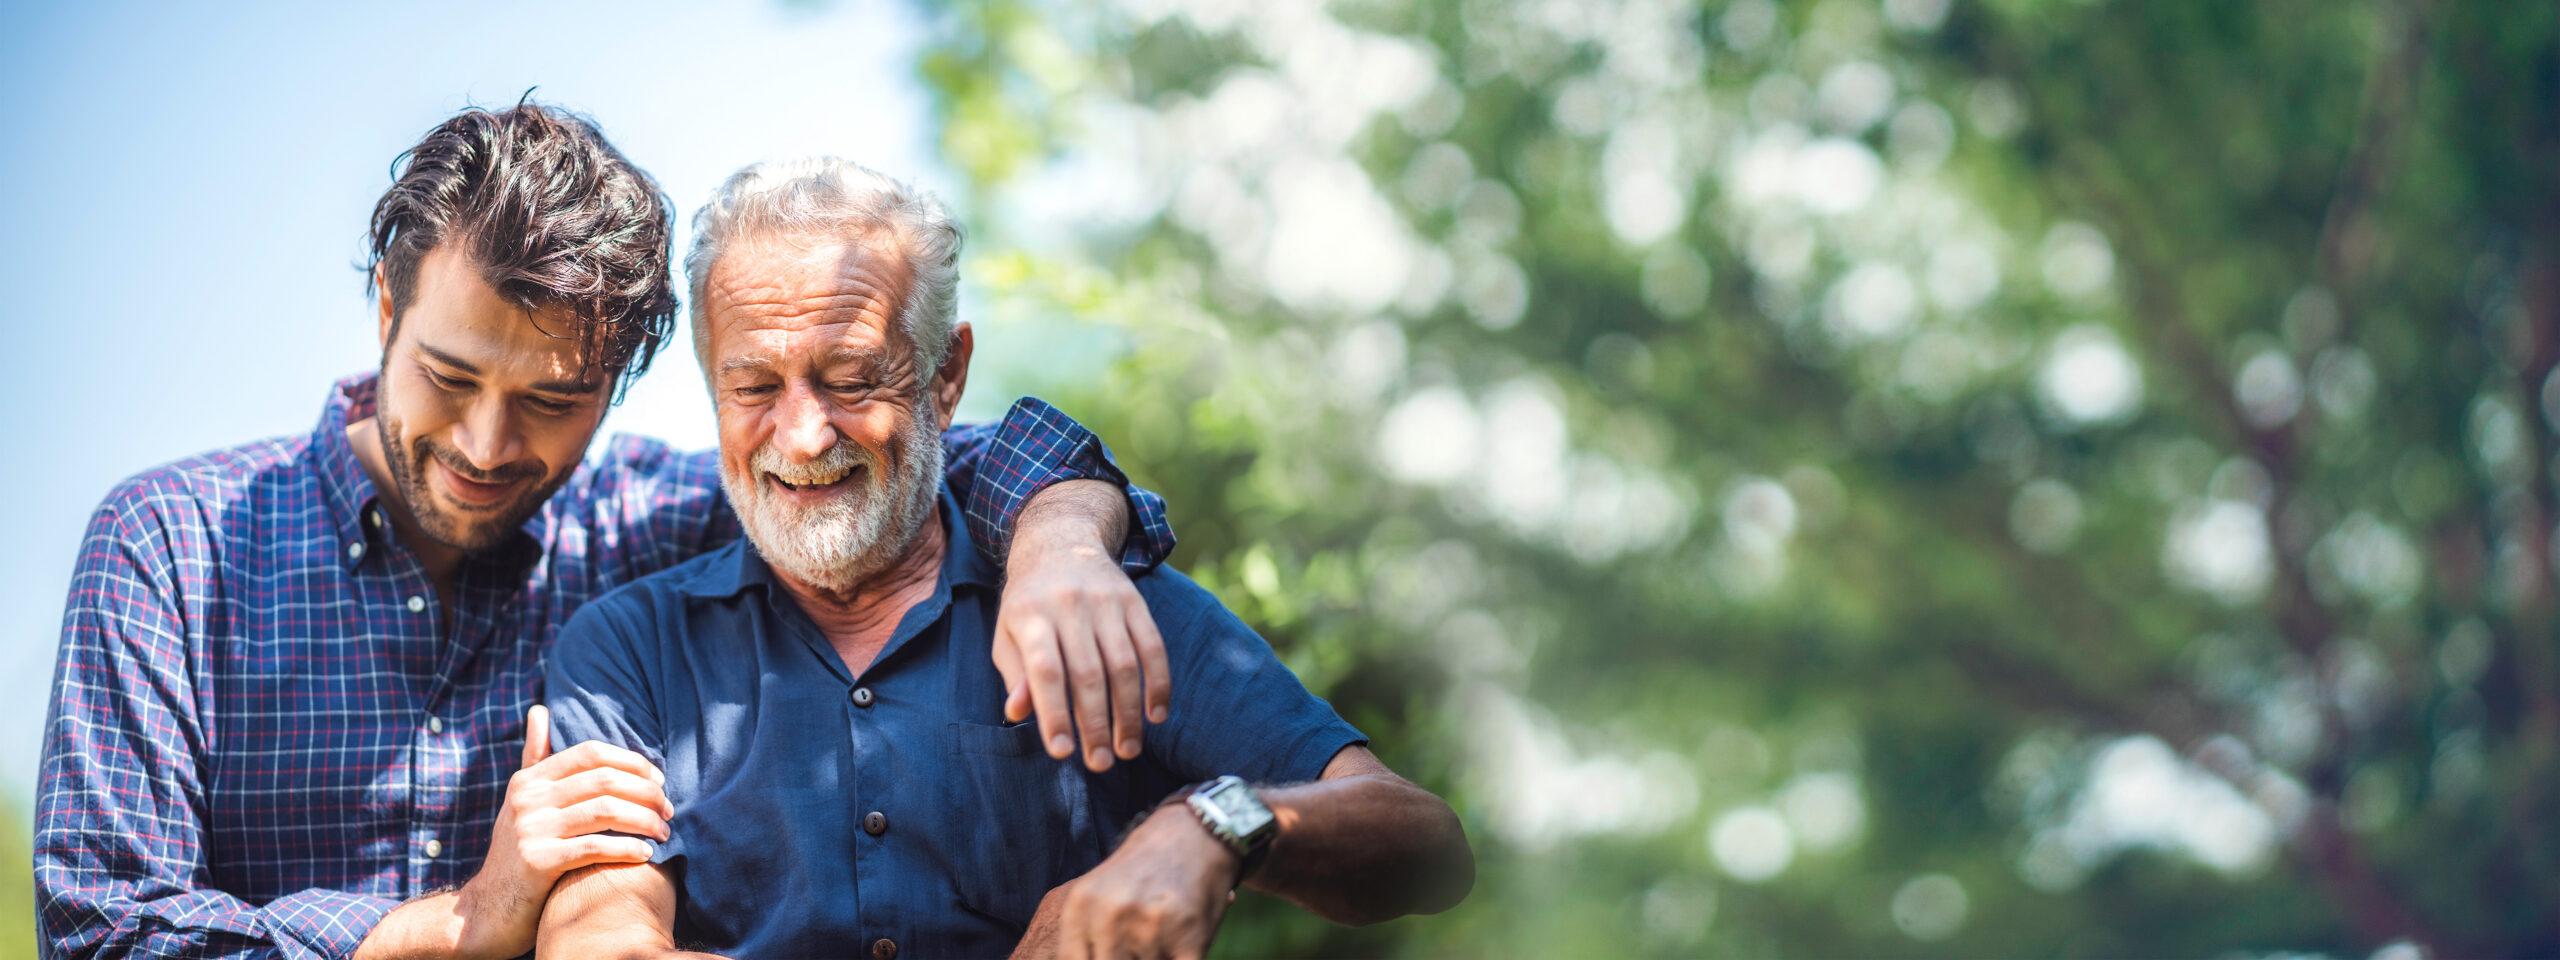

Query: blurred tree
904;0;2556;955
4;793;27;960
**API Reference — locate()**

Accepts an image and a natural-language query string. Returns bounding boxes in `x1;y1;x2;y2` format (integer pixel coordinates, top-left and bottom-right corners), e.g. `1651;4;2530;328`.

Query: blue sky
0;1;998;800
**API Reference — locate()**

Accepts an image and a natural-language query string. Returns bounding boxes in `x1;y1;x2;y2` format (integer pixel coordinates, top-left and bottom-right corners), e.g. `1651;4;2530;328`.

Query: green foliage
910;0;2556;955
3;790;28;960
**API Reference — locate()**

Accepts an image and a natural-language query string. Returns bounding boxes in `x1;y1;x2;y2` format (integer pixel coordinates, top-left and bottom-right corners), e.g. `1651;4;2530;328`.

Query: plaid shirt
34;372;1173;960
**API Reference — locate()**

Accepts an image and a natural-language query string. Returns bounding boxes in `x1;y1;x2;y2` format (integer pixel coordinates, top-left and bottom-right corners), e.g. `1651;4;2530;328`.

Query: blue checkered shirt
34;371;1173;960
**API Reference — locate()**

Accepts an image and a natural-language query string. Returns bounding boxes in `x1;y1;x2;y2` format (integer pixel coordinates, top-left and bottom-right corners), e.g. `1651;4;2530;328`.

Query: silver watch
1185;775;1277;881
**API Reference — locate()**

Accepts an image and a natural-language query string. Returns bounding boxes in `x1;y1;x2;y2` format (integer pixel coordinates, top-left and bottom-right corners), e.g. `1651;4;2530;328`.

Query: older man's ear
934;322;973;430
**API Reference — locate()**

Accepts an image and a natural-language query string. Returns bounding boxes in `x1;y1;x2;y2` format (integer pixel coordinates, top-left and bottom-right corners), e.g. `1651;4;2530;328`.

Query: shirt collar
310;371;388;567
689;483;991;600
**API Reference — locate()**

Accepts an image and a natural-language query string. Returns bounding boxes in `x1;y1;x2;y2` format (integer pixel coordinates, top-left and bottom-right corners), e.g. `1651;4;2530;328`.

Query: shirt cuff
261;887;400;960
966;397;1177;574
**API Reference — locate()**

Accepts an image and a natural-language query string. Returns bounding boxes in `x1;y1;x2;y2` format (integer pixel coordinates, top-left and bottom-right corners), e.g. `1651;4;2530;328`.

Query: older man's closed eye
534;157;1474;960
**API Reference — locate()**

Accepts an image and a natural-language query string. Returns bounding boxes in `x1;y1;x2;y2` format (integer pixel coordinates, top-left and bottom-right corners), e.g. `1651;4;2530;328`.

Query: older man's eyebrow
823;344;890;369
719;353;777;375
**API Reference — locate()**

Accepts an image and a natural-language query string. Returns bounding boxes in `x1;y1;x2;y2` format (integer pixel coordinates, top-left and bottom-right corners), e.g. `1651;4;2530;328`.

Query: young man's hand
452;705;674;960
995;478;1172;773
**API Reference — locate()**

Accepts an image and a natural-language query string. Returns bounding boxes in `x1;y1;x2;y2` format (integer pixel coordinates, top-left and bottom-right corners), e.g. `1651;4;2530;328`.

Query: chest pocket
939;721;1116;928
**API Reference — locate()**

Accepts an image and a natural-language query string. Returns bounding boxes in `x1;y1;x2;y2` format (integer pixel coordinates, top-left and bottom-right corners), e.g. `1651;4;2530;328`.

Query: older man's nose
774;383;840;462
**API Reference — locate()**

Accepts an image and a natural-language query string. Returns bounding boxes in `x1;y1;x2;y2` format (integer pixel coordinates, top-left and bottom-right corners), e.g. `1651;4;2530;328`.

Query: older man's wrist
1132;796;1247;888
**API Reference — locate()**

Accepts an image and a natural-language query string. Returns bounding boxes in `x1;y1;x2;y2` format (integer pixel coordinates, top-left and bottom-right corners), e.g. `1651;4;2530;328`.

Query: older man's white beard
721;414;945;596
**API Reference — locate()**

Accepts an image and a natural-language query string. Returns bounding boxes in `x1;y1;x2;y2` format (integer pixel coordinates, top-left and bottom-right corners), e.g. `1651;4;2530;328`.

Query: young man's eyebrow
417;341;602;396
415;342;483;376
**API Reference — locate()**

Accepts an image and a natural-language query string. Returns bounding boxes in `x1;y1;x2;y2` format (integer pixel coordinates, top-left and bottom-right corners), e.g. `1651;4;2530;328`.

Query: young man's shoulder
86;433;314;543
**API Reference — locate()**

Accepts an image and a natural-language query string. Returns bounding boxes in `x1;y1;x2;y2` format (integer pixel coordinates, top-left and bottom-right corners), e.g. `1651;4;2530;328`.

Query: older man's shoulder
1126;563;1258;649
579;537;753;623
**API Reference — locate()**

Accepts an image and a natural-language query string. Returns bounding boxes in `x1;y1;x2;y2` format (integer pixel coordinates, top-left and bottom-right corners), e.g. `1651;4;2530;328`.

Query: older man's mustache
752;440;875;490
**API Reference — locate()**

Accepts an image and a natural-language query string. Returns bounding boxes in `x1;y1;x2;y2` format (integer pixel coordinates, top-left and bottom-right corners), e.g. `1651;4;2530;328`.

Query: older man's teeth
769;468;853;490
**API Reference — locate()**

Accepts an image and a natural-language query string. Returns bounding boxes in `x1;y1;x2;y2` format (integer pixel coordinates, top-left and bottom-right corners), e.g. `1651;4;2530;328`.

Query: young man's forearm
1012;478;1130;563
352;891;471;960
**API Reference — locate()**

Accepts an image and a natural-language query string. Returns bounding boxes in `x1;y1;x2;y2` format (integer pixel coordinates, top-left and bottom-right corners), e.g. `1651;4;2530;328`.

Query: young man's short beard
721;400;946;596
374;394;564;554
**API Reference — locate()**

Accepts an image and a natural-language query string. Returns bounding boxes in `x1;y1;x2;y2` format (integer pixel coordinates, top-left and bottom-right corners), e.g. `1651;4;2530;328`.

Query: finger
550;795;672;841
1017;618;1076;761
537;834;656;875
1054;610;1117;772
534;739;667;786
1093;604;1145;761
521;704;551;768
552;767;676;820
1057;900;1094;960
993;619;1029;722
1007;678;1033;725
1124;592;1171;726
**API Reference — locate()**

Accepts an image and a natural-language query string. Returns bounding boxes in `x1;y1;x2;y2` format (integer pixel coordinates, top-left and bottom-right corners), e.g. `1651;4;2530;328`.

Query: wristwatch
1183;775;1277;885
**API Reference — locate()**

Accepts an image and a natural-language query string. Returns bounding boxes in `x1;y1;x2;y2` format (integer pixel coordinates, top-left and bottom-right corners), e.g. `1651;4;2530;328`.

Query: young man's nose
449;396;524;471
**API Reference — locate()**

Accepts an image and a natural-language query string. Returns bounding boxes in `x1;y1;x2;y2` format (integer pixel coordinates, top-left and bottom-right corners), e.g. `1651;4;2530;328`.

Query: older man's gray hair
684;156;964;381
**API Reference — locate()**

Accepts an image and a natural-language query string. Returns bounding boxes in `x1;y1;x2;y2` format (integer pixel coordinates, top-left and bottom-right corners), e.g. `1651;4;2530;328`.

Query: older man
537;157;1475;959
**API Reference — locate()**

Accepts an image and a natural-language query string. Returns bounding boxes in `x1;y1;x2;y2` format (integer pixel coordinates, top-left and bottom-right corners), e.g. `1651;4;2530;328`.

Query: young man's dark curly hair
366;97;676;402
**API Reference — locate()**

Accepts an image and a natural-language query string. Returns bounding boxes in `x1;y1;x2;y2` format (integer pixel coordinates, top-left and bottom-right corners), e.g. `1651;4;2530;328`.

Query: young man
37;103;1179;960
535;156;1474;960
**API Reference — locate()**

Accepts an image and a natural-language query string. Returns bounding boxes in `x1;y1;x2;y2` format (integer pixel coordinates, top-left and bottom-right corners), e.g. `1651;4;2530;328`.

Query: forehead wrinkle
707;234;915;320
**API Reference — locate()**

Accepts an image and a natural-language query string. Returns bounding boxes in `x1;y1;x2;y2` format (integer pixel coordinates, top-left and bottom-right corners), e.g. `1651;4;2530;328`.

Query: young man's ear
373;263;397;351
932;322;973;431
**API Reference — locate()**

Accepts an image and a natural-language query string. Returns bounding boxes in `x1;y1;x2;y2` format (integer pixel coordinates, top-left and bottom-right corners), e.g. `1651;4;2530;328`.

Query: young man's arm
37;485;400;960
35;483;671;960
945;397;1182;773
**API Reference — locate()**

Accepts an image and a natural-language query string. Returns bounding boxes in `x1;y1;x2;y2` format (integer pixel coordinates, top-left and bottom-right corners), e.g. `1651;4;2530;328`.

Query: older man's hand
996;479;1172;772
1014;808;1236;960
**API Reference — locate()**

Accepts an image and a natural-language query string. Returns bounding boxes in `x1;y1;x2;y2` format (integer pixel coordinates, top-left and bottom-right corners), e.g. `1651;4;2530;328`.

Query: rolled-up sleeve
1139;569;1367;786
543;600;682;867
37;483;396;960
943;396;1177;574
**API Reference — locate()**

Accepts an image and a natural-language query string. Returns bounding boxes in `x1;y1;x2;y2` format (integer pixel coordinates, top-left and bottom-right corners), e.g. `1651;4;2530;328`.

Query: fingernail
1087;747;1112;770
1050;734;1075;757
1119;739;1140;759
1150;706;1168;723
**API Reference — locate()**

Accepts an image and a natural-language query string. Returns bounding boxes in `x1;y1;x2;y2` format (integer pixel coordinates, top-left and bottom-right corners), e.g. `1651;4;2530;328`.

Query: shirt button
423;838;443;858
427;716;445;734
863;811;887;836
850;687;875;708
346;541;365;561
406;595;427;613
870;938;897;960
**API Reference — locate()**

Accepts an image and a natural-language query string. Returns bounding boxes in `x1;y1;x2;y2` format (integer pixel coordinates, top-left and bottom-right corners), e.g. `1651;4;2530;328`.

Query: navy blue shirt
544;486;1364;959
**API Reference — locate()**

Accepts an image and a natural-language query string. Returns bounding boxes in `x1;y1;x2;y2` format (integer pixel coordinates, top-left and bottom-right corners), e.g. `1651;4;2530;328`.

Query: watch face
1207;785;1275;835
